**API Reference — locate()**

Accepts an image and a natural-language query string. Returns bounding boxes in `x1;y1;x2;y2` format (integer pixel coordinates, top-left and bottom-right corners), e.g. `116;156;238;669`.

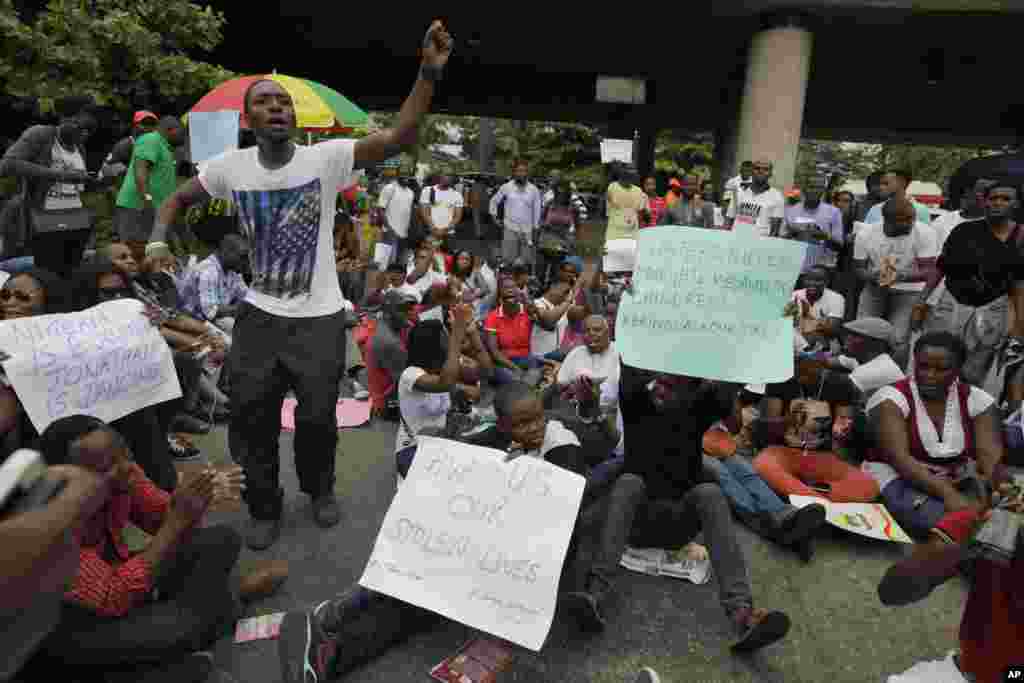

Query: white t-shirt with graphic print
199;139;356;318
726;186;784;237
45;141;86;211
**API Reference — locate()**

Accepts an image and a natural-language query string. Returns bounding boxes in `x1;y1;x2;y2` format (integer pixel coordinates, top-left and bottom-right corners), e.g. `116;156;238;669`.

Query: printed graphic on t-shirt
234;177;322;300
735;200;762;226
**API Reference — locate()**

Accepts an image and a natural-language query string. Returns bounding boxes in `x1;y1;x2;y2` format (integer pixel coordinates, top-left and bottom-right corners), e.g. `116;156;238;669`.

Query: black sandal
731;608;791;652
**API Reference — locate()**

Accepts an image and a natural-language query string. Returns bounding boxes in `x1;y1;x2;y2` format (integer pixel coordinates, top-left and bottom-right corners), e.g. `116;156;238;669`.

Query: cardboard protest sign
189;110;240;165
790;495;914;544
615;226;806;383
359;437;585;651
0;299;182;432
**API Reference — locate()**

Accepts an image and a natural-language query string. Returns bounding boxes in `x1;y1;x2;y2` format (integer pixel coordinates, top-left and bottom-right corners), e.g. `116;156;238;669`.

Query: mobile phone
0;450;65;518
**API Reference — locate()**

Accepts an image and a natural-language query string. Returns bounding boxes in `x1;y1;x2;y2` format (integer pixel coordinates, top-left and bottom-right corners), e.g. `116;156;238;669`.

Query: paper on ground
0;299;181;432
233;612;285;643
359;437;585;651
619;546;712;585
790;495;913;543
280;397;371;430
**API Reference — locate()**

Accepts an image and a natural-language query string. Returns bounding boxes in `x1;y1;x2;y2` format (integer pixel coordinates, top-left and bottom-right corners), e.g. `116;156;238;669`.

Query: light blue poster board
616;226;806;384
188;110;240;164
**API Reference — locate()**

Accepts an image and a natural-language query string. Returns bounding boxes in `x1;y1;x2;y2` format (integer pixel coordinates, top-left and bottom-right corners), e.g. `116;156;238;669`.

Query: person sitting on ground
484;279;541;385
825;317;905;401
31;415;287;681
405;241;449;321
0;268;72;461
865;331;1003;540
394;306;483;483
177;233;249;335
530;279;578;359
878;475;1023;683
787;265;844;353
277;380;641;683
702;384;827;560
362;288;417;419
753;357;880;504
619;363;792;652
99;243;231;424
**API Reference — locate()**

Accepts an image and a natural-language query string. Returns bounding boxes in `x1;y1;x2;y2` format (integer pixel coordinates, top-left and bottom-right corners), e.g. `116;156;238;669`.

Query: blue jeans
702;454;787;518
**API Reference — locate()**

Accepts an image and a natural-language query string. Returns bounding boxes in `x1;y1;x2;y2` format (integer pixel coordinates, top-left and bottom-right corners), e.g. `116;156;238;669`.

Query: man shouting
148;21;454;550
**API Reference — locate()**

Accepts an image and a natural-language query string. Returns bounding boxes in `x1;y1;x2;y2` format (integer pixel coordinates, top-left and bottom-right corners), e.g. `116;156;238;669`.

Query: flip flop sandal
731;609;791;652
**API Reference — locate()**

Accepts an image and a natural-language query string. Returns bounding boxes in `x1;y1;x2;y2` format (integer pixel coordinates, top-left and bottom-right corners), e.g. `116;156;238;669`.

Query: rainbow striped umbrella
189;73;368;131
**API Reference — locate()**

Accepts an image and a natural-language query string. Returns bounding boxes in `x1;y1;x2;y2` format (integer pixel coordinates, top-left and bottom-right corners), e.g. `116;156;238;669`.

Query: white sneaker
352;381;369;401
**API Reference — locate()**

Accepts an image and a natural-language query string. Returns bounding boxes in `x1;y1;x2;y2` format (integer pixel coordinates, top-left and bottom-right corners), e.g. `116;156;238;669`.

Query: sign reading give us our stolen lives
616;226;806;383
358;437;585;651
0;299;182;432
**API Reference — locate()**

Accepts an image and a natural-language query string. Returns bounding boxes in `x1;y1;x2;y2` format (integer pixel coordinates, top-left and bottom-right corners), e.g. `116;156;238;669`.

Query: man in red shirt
485;279;540;384
32;415;287;679
363;288;417;418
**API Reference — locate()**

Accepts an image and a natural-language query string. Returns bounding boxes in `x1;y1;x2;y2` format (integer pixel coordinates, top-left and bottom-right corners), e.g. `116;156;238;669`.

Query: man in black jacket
619;363;791;652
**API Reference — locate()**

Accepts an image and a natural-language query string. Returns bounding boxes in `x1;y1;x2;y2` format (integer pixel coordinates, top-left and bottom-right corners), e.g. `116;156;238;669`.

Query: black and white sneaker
279;600;336;683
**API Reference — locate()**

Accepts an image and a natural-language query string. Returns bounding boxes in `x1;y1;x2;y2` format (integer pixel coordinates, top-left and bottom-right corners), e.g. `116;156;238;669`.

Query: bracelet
420;63;444;82
145;241;169;255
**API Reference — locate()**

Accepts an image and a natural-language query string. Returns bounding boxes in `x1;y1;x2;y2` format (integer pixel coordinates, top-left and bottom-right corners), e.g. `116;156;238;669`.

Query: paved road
189;413;968;683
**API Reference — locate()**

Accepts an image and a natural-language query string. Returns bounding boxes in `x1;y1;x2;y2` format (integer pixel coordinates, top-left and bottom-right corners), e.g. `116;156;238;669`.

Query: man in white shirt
147;21;453;551
376;169;415;265
853;198;938;365
790;265;845;352
724;160;753;200
405;242;449;322
725;160;784;237
826;317;904;400
490;158;543;265
418;174;463;240
863;169;933;225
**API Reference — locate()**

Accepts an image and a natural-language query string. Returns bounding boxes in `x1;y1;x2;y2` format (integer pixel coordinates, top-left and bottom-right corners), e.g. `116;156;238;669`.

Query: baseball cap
133;111;158;125
843;317;894;345
669;178;682;189
784;187;802;199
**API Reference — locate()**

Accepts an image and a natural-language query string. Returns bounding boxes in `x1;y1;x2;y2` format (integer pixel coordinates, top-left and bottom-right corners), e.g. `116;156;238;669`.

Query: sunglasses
0;289;36;303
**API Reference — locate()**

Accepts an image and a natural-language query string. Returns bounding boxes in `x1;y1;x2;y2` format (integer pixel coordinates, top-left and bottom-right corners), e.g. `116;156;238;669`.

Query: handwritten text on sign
358;437;585;651
615;226;806;383
0;299;182;432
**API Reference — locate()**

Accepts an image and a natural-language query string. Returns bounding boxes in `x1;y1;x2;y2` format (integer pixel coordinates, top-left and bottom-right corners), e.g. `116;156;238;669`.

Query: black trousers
30;525;240;678
228;303;347;520
111;406;177;492
31;228;92;280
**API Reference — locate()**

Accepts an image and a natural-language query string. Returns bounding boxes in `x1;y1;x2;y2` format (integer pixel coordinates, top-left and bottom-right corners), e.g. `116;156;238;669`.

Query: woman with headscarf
0;96;113;278
28;415;285;682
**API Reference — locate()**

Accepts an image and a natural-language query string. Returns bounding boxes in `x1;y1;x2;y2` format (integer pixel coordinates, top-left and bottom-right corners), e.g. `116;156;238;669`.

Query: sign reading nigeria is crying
615;226;806;384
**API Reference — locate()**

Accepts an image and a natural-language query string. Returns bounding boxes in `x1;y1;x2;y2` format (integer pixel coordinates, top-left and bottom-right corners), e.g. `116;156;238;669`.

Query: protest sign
790;495;914;544
359;437;585;651
600;139;633;165
615;226;806;383
189;110;240;164
0;299;182;432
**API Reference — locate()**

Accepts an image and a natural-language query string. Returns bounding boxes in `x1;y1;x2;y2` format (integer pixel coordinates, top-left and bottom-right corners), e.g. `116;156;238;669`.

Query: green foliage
0;0;235;111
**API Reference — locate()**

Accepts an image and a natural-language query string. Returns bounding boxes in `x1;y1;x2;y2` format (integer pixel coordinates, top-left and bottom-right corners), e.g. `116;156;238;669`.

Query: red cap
133;111;158;125
669;179;682;188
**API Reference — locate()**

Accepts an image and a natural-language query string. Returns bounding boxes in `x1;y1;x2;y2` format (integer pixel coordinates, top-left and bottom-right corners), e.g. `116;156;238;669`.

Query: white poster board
790;495;913;544
0;299;182;432
600;139;634;165
359;437;585;651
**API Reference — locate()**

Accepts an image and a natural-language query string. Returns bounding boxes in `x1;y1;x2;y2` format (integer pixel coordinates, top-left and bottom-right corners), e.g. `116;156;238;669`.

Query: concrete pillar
733;22;813;191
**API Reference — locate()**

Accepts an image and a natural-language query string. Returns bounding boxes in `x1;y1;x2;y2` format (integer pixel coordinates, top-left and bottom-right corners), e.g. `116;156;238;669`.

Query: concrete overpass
208;2;1024;186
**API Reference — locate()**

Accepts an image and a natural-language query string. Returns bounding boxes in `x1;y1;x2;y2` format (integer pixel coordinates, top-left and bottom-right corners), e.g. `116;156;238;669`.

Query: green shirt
116;131;177;210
